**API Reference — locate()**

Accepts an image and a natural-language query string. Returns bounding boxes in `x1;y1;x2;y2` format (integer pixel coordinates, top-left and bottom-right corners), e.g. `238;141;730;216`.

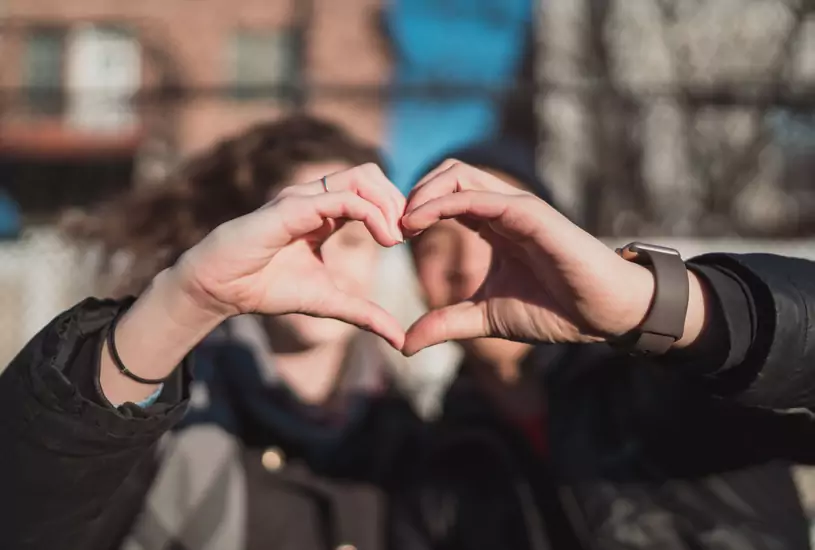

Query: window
24;28;65;116
66;25;141;131
230;29;300;101
22;25;141;129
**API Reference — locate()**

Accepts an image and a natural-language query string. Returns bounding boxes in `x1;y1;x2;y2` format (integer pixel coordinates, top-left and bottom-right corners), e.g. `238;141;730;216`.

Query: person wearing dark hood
4;143;815;550
396;138;813;550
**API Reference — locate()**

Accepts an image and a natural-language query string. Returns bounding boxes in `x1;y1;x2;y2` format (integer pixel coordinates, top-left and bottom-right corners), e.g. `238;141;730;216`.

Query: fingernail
392;228;404;243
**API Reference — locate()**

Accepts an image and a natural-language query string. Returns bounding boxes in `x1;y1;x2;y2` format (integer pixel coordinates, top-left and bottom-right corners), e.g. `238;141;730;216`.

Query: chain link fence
537;0;815;238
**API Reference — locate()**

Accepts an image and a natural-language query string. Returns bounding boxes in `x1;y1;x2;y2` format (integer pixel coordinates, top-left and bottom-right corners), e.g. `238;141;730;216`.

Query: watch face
628;242;682;258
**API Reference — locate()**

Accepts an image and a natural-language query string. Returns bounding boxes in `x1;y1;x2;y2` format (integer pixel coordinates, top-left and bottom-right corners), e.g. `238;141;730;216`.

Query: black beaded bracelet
107;309;170;385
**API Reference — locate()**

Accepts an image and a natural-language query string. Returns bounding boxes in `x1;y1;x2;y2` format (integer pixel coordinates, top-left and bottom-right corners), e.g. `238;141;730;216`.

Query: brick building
0;0;389;219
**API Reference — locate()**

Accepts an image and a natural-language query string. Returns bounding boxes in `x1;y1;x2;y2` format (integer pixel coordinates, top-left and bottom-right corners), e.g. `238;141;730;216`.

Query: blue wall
385;0;533;194
0;193;20;239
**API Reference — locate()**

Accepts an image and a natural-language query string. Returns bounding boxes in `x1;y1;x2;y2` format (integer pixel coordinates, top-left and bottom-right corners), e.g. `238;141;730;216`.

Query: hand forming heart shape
175;161;693;355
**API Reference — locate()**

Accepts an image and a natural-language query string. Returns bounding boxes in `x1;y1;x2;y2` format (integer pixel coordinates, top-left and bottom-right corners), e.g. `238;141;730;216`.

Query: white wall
0;229;96;369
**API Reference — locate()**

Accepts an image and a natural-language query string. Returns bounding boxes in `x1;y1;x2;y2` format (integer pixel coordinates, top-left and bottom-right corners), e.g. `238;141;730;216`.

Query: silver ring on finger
321;175;330;193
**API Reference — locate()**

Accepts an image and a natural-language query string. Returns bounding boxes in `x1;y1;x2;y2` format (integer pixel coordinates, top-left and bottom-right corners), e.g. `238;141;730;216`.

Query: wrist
161;265;234;327
672;269;707;349
99;268;227;406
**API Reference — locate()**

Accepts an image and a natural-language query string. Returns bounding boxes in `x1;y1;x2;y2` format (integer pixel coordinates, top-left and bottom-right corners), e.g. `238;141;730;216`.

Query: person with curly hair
55;114;424;550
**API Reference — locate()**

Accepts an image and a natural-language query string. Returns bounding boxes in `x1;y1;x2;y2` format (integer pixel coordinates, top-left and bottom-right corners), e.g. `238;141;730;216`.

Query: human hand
172;163;407;349
400;161;705;356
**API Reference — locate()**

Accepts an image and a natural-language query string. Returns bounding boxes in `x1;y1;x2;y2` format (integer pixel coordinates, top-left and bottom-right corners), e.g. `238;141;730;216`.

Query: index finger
405;158;460;205
402;190;545;242
279;163;404;242
259;191;400;249
405;162;520;217
325;163;405;241
405;160;462;215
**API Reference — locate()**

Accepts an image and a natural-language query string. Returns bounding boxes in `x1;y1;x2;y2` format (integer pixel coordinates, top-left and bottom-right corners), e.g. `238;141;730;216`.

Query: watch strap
615;242;690;355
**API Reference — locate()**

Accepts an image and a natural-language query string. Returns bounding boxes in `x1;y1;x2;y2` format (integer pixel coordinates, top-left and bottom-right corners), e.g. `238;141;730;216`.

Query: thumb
310;291;406;351
403;301;487;356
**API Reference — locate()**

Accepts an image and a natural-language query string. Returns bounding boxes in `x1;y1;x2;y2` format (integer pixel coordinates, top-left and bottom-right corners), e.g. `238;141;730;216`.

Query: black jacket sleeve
676;253;815;411
0;298;190;550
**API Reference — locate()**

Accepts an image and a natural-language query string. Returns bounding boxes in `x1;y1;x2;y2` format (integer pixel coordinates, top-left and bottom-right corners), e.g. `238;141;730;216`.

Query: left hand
400;161;706;356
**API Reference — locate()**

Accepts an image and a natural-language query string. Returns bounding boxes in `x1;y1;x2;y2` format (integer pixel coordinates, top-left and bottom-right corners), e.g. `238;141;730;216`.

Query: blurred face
264;161;381;350
411;169;532;367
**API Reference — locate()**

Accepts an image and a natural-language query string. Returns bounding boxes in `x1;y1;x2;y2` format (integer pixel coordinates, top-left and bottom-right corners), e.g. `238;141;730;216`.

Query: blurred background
5;0;815;363
1;0;815;530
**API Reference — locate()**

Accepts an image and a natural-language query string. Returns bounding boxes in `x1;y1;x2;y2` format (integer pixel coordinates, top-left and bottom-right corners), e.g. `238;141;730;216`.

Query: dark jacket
2;253;815;550
165;324;420;550
395;255;815;550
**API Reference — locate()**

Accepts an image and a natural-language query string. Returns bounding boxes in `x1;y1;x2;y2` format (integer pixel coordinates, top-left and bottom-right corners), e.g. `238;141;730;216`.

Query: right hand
172;163;407;349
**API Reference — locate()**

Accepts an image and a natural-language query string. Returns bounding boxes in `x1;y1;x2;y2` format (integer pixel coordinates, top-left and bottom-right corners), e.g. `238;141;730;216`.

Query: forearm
0;299;190;549
100;267;226;406
660;263;748;375
665;253;815;411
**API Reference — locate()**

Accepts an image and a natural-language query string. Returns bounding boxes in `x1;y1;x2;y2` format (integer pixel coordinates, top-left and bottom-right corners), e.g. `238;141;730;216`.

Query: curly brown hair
64;114;383;296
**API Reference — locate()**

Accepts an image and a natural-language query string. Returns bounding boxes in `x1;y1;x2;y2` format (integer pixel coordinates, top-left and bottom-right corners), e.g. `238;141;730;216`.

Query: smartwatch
612;242;690;355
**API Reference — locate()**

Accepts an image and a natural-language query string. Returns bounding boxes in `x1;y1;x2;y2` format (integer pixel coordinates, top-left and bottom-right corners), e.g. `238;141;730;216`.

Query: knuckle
408;182;427;197
207;222;228;239
275;185;297;199
336;190;357;202
279;195;314;217
351;164;370;180
276;194;301;209
360;161;380;175
358;311;373;328
337;191;368;213
447;162;470;179
518;194;544;208
256;199;276;211
207;219;237;244
452;189;476;202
